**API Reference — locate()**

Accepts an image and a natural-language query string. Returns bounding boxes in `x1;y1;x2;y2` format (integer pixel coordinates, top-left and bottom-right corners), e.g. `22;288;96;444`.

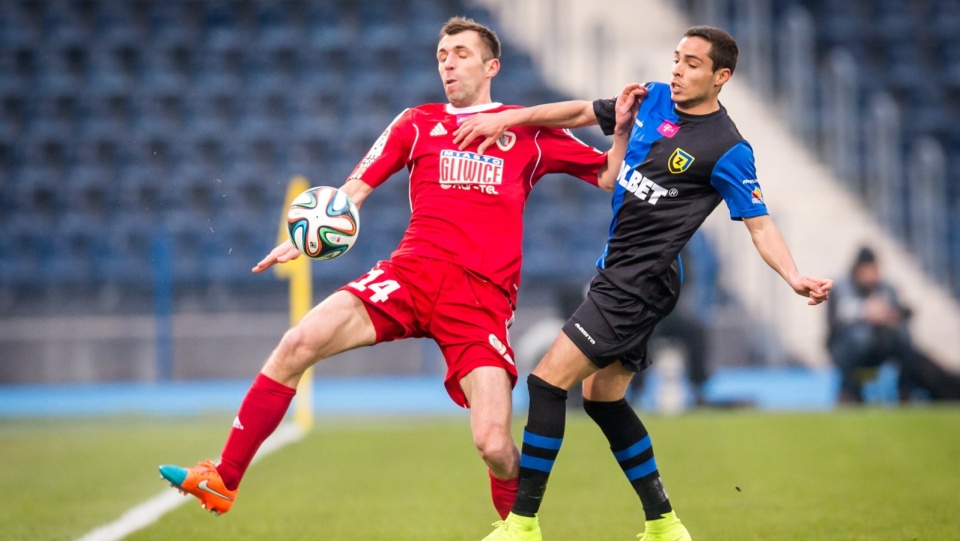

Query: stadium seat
0;0;40;47
0;46;29;96
94;0;145;47
868;0;916;42
79;92;132;139
40;2;90;47
255;2;302;49
34;47;85;95
930;0;960;41
146;1;201;47
184;91;237;138
193;48;244;94
1;211;51;287
140;47;192;93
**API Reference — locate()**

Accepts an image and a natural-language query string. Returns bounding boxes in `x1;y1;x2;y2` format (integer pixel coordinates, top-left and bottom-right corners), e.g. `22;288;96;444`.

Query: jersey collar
446;102;503;115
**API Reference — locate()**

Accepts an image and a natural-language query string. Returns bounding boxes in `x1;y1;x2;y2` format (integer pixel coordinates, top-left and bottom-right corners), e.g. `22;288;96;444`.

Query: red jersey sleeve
532;127;607;186
347;109;415;188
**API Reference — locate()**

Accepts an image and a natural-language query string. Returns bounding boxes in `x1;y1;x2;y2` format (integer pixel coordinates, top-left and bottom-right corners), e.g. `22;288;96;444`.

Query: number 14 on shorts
348;269;401;303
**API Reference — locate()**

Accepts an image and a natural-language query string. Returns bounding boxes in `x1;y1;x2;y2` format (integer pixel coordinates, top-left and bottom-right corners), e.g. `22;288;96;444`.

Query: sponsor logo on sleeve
667;147;695;174
351;127;390;178
751;187;764;204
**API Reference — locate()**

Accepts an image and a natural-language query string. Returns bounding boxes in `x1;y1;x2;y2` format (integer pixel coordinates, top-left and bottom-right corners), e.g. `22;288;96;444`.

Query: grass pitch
2;408;958;540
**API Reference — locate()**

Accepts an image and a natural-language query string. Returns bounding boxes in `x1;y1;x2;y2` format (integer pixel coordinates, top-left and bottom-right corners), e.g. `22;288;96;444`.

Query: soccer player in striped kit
158;16;632;523
457;26;833;541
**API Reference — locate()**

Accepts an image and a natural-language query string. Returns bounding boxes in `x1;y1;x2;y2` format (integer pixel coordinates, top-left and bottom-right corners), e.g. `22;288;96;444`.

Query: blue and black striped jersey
592;82;768;314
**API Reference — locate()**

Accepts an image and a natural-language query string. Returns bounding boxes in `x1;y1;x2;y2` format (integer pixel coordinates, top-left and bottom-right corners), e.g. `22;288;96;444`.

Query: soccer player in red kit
159;17;625;521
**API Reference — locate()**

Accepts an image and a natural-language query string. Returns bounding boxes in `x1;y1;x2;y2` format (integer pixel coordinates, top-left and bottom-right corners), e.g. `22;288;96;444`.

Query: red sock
216;373;296;490
489;470;520;519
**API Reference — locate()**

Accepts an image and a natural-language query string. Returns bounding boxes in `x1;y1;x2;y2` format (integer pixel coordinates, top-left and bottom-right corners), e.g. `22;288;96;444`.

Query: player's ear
485;58;500;78
714;67;732;87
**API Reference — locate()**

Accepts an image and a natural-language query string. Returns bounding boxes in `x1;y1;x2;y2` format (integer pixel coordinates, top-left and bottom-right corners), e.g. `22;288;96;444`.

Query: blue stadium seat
255;2;301;49
52;210;112;285
201;0;247;52
40;1;89;47
185;91;237;138
202;213;274;283
140;47;192;93
146;1;201;47
251;47;300;94
34;47;84;95
28;93;80;139
931;0;960;41
94;0;144;47
1;211;51;287
0;0;40;47
192;48;244;94
164;215;213;284
0;47;30;96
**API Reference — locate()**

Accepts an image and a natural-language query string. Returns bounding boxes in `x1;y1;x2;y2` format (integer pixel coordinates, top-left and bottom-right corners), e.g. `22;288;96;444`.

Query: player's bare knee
474;427;516;468
272;324;324;375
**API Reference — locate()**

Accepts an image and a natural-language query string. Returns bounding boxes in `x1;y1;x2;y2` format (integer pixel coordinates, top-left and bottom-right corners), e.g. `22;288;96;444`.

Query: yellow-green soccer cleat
637;511;692;541
482;512;542;541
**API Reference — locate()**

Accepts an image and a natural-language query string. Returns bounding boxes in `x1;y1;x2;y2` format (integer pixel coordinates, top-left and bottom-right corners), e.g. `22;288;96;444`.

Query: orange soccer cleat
159;460;238;515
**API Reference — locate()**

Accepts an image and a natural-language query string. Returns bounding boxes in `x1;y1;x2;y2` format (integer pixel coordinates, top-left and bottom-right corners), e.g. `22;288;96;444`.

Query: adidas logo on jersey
430;123;448;136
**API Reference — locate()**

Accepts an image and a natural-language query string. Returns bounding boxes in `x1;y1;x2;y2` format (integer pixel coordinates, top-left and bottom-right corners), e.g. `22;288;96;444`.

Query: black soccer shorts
561;275;675;372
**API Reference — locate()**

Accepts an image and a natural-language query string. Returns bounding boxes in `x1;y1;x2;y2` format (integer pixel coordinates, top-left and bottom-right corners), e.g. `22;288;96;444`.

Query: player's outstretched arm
454;100;597;154
597;84;646;191
743;215;833;305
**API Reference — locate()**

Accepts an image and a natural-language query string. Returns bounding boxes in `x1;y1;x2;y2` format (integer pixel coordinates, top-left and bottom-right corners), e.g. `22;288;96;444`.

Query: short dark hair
684;25;738;74
853;246;877;268
439;16;501;61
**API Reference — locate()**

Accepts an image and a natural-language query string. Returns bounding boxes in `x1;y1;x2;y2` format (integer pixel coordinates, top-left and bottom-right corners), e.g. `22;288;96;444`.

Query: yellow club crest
668;148;695;174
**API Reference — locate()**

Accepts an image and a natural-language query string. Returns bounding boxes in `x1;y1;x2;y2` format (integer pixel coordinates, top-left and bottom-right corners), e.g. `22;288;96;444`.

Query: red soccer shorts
339;255;518;407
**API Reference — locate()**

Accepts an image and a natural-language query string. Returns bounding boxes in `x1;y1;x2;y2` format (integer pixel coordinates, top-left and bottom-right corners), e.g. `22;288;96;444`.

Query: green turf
0;416;231;541
3;408;959;540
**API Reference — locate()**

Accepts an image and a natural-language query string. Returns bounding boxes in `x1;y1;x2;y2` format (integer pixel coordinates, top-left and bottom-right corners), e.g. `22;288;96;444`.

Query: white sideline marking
76;423;306;541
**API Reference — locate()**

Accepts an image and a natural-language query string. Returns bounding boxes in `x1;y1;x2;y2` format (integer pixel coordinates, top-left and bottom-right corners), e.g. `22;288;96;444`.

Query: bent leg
219;290;378;489
583;363;673;522
263;290;378;387
830;324;877;403
461;365;520;519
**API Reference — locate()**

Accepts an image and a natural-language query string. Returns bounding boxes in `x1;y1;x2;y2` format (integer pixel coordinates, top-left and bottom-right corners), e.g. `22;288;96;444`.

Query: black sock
512;374;568;517
583;398;673;521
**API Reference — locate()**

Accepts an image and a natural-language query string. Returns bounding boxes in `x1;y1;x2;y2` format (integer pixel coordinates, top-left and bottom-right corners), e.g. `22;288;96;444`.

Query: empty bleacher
0;0;609;314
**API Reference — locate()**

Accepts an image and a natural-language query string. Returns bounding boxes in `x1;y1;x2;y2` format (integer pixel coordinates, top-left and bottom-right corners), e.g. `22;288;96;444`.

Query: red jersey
348;102;607;302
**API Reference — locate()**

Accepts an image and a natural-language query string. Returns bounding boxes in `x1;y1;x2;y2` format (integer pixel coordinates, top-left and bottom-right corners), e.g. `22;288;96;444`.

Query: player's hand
789;276;833;305
453;111;510;155
252;240;301;273
614;83;647;137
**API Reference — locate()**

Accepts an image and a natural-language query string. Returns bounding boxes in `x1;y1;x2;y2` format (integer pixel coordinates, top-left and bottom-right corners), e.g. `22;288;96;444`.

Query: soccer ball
287;186;360;260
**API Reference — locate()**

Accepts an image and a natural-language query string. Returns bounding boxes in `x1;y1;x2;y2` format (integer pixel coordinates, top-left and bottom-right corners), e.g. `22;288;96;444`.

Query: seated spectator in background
827;246;960;402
